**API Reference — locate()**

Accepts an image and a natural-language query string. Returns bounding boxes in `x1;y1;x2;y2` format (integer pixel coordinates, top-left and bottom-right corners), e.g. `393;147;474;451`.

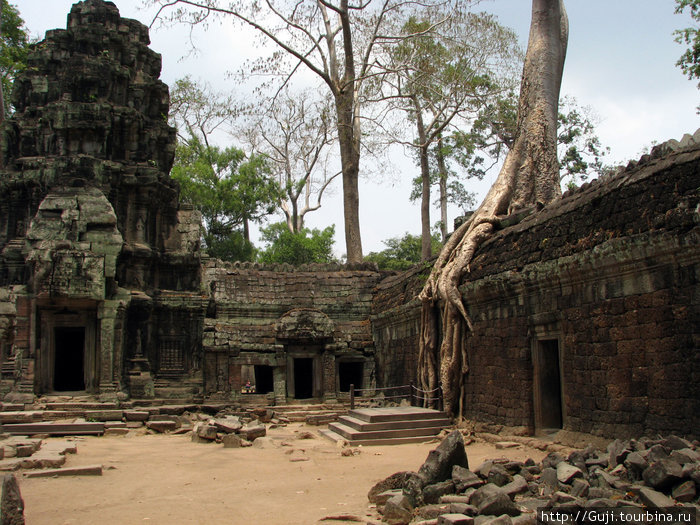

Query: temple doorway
53;327;85;391
293;357;314;399
533;338;564;431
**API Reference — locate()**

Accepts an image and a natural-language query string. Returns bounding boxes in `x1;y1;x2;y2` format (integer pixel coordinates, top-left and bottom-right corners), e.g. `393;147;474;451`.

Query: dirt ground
18;423;546;525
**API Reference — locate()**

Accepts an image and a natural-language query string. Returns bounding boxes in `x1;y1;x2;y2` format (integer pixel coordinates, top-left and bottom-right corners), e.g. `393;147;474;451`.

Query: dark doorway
254;365;274;394
54;327;85;391
338;361;364;392
535;339;563;430
293;358;314;399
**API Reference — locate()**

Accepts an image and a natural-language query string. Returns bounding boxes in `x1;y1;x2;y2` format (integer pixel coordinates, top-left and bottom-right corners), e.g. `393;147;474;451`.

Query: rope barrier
411;385;441;394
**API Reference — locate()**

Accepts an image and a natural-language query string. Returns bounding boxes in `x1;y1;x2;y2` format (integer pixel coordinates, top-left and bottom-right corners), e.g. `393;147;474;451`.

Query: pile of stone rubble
369;431;699;525
191;407;285;447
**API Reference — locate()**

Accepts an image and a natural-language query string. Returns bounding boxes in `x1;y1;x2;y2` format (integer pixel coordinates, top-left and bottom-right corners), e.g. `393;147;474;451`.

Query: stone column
97;301;118;399
321;348;336;403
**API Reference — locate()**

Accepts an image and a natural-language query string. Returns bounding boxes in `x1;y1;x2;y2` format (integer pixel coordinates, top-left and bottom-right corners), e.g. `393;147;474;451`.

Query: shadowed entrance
53;327;85;391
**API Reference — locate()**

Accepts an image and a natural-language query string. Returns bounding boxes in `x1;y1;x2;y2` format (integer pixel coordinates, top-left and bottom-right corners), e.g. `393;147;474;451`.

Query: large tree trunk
417;0;568;416
413;97;433;262
436;136;449;244
335;89;363;262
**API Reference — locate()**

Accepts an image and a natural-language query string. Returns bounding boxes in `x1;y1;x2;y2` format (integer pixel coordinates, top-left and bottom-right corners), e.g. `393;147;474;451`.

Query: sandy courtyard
18;423;546;525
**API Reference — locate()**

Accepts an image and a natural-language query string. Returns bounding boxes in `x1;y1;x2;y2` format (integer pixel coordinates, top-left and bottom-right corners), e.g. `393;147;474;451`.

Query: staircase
320;406;450;446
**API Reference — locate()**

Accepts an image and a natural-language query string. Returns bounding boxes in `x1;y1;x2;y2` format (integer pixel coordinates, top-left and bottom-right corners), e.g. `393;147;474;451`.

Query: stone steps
322;407;450;446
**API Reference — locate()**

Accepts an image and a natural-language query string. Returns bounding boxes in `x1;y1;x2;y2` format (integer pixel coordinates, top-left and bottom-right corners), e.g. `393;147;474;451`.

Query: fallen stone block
368;471;413;504
212;417;242;434
193;423;218;441
146;421;178;433
502;475;528;498
642;459;683;490
375;489;403;506
222;434;243;448
383;494;413;524
671;480;696;502
634;487;675;508
123;411;150;422
438;514;474;525
24;465;102;478
238;424;266;441
556;462;583;484
471;485;520;517
453;465;484;492
423;480;456;504
1;473;24;524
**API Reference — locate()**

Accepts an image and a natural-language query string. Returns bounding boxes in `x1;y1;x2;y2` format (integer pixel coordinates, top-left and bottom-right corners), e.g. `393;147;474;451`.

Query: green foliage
455;94;611;189
257;222;336;265
675;0;700;86
171;136;281;262
365;233;441;270
0;0;30;114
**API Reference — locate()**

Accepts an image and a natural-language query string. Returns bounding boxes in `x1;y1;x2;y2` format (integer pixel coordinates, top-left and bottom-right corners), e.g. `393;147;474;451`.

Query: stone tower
0;0;206;401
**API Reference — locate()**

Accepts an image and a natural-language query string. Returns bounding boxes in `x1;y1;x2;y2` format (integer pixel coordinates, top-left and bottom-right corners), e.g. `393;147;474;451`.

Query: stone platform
320;407;451;446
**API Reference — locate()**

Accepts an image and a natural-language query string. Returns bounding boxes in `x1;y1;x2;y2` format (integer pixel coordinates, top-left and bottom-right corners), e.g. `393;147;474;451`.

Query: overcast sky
12;0;700;257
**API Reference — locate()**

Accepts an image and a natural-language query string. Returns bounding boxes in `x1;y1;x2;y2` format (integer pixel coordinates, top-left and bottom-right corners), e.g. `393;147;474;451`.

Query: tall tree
172;137;281;260
169;77;281;260
149;0;475;263
244;89;340;234
384;11;520;260
0;0;30;122
418;0;569;416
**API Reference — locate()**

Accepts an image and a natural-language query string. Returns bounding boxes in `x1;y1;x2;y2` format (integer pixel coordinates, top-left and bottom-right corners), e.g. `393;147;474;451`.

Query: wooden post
409;381;414;406
349;384;355;409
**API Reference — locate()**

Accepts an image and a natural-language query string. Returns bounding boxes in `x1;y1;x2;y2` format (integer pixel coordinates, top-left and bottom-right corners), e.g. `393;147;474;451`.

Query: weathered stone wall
371;266;426;389
371;136;699;438
201;261;383;399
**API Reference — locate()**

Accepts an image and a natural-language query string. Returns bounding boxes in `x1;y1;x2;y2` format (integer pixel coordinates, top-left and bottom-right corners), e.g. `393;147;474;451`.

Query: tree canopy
0;0;30;120
257;222;336;265
675;0;700;86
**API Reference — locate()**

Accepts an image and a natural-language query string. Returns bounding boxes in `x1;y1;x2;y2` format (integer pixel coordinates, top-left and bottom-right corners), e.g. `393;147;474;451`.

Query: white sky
12;0;700;257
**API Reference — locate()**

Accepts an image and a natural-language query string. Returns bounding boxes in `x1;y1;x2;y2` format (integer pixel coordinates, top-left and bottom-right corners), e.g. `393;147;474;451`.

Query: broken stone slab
24;465;102;478
1;474;24;525
661;435;692;451
633;486;675;508
367;472;414;504
252;437;275;449
453;465;484;492
569;478;589;499
438;514;474;525
539;467;559;489
146;421;178;433
222;434;243;449
375;489;404;506
383;494;413;525
670;480;696;502
423;480;456;504
193;423;218;441
487;465;513;487
123;410;149;422
607;439;631;468
212;417;242;434
470;484;520;517
501;475;528;498
641;459;683;490
238;424;266;442
556;462;583;484
669;448;700;465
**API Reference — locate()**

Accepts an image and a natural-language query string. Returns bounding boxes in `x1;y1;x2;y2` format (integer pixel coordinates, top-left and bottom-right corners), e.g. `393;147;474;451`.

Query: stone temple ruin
0;0;697;440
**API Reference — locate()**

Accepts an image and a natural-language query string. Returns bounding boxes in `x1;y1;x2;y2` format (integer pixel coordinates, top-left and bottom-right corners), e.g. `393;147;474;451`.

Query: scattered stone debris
369;431;700;525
